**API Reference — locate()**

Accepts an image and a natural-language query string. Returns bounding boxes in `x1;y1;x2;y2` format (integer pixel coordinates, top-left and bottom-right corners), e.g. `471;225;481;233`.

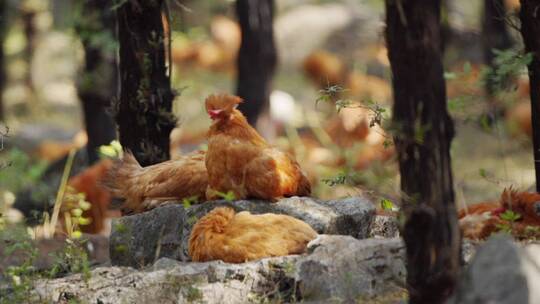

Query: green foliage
499;209;521;222
322;172;348;187
0;148;47;195
185;285;203;302
62;188;93;238
0;227;39;303
215;190;236;202
315;85;347;109
482;49;533;92
48;239;91;281
182;196;199;209
496;210;521;234
380;198;397;211
98;140;123;159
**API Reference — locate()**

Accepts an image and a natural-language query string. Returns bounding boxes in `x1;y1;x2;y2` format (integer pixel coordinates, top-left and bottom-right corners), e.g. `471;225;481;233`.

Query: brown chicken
205;94;311;200
171;16;240;71
189;207;317;263
506;101;532;138
303;50;347;89
325;106;371;148
63;158;117;234
459;188;540;239
35;131;88;162
346;72;392;104
105;150;208;214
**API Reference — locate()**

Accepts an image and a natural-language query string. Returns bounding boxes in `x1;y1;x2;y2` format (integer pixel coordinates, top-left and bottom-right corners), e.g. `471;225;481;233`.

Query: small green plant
98;140;123;159
315;85;347;108
482;49;533;92
496;210;522;234
182;196;199;209
215;190;236;202
0;148;48;196
62;187;93;238
322;172;349;187
48;238;91;281
380;198;398;212
0;227;39;303
184;285;203;302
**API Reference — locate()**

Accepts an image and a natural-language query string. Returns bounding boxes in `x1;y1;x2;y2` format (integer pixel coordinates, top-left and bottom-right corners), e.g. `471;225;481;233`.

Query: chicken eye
534;202;540;216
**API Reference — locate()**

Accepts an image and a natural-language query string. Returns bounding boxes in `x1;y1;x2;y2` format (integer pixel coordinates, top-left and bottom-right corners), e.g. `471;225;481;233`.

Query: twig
47;149;77;238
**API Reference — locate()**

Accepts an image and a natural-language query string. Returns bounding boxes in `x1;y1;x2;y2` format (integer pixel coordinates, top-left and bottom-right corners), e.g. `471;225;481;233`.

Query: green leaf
463;61;471;75
380;198;395;211
479;168;487;178
500;210;521;222
444;72;457;80
216;191;236;202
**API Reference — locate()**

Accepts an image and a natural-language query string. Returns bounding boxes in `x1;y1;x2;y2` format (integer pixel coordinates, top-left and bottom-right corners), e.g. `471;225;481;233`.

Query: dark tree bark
0;0;6;121
520;0;540;192
385;1;461;303
75;0;117;164
482;0;513;95
235;0;277;126
20;5;36;94
116;0;176;166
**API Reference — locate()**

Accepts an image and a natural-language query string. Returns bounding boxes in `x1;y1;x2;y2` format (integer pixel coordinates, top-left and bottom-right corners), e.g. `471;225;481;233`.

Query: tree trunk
520;0;540;192
115;0;176;166
235;0;277;126
0;0;6;121
21;6;36;94
76;0;117;164
385;1;461;303
483;0;513;95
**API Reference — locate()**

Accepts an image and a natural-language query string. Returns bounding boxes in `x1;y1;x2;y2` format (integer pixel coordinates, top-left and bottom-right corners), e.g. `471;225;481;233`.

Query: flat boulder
109;196;376;268
448;234;540;304
30;236;405;304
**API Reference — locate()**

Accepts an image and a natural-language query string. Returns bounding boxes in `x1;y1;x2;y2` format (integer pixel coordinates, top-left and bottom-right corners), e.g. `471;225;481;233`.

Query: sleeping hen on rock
189;206;317;263
204;94;311;200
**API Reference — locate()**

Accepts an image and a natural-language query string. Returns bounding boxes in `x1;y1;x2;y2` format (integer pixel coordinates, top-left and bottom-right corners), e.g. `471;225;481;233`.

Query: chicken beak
208;109;223;120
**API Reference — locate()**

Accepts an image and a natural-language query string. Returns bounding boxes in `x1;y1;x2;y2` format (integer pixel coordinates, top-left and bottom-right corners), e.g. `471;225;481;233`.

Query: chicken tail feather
102;151;142;202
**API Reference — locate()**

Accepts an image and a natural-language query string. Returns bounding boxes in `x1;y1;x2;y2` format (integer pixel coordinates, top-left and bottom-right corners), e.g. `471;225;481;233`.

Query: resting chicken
204;94;311;200
189;207;317;263
459;188;540;239
105;150;207;214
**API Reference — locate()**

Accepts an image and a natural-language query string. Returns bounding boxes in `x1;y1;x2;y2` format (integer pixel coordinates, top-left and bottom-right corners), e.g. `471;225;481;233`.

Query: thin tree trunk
519;0;540;192
21;6;36;94
385;0;461;303
0;0;6;121
76;0;117;164
483;0;513;95
235;0;277;126
115;0;176;166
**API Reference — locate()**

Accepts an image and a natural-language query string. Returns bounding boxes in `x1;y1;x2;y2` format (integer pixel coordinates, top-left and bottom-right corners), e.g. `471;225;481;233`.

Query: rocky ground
2;196;539;303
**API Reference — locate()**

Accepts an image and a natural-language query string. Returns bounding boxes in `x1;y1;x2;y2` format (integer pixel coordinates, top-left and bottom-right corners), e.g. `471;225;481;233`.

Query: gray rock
297;235;406;303
31;236;405;304
110;196;375;268
448;234;540;304
370;214;400;238
32;255;301;304
110;205;187;268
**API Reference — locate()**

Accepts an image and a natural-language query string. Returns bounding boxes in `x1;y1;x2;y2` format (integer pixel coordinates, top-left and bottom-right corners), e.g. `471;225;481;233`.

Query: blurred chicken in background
34;130;87;162
303;50;346;88
459;188;540;239
62;158;118;235
171;16;241;71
